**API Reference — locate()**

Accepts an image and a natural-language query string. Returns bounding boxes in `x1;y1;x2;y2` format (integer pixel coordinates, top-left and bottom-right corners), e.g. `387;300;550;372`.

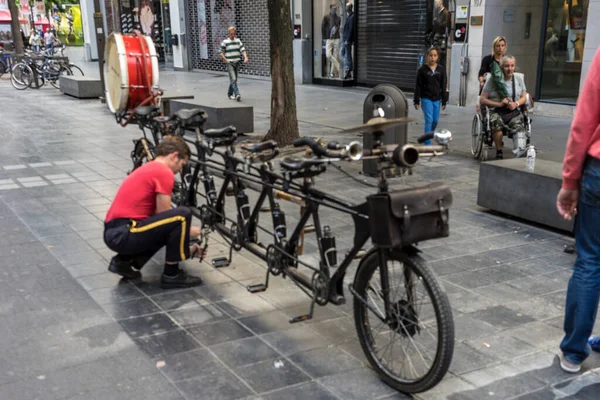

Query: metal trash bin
362;84;409;176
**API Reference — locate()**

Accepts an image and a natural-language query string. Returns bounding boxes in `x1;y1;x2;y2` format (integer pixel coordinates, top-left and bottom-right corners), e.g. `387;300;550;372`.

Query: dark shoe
564;244;576;254
161;269;203;289
108;256;142;279
495;151;503;160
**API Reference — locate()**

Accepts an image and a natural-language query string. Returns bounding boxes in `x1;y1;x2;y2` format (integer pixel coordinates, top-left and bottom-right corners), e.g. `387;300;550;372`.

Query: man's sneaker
229;95;236;100
589;336;600;352
236;94;241;102
108;256;142;279
559;353;582;373
161;269;203;289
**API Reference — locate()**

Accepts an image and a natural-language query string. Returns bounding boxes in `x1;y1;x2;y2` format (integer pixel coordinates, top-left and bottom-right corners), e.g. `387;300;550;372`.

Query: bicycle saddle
280;156;325;172
135;105;160;117
175;108;208;123
240;140;277;153
204;126;237;139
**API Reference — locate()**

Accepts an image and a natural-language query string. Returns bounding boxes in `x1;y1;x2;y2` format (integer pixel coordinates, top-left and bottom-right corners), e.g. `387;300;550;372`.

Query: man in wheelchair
480;55;531;160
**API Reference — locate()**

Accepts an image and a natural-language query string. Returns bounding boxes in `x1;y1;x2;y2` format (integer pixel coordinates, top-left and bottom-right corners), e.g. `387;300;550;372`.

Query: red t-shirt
105;161;174;222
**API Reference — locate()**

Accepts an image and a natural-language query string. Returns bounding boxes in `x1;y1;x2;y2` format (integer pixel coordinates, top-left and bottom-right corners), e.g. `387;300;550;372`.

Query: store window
313;1;356;81
539;0;589;103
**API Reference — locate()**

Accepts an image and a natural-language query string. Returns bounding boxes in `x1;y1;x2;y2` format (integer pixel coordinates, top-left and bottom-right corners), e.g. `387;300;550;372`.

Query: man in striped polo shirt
219;26;249;101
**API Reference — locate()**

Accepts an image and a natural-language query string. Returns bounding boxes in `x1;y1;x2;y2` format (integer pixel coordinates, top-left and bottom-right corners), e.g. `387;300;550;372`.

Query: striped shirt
220;37;246;62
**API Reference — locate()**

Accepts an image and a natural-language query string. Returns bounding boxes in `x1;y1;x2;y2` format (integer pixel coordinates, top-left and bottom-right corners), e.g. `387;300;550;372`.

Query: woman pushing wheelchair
480;55;531;160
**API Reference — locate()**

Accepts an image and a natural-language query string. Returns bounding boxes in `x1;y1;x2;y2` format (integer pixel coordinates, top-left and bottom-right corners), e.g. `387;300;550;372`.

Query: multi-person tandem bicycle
117;104;455;394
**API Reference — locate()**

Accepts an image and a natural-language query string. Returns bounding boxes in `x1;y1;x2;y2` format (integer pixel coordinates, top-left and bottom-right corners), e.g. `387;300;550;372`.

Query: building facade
167;0;596;115
449;0;598;115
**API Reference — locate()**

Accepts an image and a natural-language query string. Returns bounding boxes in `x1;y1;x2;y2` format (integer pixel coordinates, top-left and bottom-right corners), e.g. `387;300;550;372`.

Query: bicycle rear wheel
353;249;454;393
11;63;33;90
67;64;84;76
49;65;69;89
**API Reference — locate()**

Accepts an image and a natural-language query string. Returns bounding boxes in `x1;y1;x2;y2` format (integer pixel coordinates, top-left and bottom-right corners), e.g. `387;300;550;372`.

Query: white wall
170;0;183;69
483;0;543;97
80;0;98;60
579;0;600;90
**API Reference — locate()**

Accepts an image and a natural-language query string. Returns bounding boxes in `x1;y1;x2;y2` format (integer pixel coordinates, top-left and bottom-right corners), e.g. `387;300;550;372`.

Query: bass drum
104;32;159;113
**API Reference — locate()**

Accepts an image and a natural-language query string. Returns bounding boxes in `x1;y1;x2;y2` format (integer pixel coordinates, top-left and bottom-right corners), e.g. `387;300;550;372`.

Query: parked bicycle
117;103;456;393
9;53;83;90
175;115;455;393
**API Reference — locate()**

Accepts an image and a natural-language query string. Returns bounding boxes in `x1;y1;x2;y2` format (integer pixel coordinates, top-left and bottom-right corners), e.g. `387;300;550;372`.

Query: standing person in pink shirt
556;46;600;373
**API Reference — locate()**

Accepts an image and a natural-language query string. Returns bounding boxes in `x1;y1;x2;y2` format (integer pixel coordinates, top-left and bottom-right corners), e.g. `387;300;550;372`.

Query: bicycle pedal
289;314;312;324
212;257;230;268
247;283;267;293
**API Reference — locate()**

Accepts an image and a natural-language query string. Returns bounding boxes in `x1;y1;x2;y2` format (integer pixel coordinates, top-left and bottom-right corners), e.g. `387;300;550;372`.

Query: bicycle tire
10;63;33;90
50;65;69;89
0;58;7;78
353;249;454;394
67;64;84;76
130;139;155;173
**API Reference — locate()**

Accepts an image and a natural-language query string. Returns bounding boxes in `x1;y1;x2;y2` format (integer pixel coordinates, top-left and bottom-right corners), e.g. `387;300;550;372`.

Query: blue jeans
421;98;441;145
341;42;353;77
560;157;600;364
227;61;240;97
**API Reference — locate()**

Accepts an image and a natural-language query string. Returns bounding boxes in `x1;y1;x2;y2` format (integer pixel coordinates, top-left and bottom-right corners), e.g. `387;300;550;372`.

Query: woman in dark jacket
414;47;447;145
478;36;507;92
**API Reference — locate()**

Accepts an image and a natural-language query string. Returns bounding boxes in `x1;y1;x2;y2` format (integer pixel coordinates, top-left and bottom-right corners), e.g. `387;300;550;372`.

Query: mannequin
341;2;356;79
321;4;341;78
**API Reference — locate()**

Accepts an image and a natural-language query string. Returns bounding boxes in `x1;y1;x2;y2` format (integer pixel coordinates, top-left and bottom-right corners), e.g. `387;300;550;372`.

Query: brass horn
345;141;364;161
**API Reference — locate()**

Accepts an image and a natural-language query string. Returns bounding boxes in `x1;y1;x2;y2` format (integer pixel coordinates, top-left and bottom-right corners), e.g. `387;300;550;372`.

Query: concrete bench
159;93;195;117
477;158;574;232
169;98;254;134
59;76;103;99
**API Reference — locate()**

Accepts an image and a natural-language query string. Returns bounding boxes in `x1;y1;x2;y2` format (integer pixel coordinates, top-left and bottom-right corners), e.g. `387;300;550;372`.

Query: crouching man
103;136;203;289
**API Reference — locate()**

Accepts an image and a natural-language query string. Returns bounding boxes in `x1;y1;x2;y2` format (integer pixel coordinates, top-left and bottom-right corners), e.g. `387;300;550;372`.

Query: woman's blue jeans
421;98;440;145
560;157;600;364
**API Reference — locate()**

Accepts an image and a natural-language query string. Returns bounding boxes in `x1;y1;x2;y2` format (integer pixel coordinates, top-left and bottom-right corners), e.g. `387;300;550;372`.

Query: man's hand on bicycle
190;226;202;239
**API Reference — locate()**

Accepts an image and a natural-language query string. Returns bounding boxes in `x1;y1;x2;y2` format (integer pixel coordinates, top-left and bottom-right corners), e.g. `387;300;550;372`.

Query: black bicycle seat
280;157;325;172
135;105;160;117
240;140;277;153
204;126;237;139
175;108;208;123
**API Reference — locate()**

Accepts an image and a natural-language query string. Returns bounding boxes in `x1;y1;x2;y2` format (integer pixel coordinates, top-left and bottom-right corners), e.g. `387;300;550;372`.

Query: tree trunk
264;0;299;146
8;0;24;54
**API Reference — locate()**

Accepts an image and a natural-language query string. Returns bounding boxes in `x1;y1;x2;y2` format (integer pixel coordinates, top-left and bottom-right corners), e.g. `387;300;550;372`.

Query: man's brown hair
155;136;191;159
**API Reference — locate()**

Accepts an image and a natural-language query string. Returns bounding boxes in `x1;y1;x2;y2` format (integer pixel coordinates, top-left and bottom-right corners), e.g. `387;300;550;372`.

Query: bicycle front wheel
10;63;33;90
353;249;454;394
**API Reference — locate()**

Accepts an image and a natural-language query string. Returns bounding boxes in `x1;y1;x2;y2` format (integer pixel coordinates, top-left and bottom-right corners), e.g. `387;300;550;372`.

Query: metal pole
92;0;106;100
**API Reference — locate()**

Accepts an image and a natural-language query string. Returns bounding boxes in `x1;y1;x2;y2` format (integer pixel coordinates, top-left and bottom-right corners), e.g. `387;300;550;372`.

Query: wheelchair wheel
471;114;484;159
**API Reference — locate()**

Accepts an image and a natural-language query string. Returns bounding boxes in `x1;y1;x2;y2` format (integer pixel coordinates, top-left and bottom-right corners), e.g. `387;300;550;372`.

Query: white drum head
104;33;129;113
143;35;160;89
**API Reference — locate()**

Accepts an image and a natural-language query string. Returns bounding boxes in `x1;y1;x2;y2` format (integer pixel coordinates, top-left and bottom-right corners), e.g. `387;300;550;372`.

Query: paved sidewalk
0;57;598;400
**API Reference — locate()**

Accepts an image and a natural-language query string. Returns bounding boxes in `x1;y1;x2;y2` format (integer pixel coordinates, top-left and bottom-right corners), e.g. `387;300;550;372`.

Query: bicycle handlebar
293;138;330;157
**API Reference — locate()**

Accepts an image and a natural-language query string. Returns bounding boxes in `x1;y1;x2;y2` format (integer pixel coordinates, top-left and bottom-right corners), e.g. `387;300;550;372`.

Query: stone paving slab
0;74;597;400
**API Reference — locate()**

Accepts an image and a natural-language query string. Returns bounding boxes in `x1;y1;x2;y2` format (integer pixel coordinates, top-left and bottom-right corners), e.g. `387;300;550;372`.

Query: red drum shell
104;32;159;113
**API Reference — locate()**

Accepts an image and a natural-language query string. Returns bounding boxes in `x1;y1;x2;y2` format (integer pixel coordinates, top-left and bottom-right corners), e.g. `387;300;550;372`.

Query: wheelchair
471;74;533;161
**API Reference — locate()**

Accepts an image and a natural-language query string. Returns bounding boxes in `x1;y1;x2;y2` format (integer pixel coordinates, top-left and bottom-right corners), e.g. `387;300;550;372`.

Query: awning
0;10;29;24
